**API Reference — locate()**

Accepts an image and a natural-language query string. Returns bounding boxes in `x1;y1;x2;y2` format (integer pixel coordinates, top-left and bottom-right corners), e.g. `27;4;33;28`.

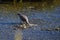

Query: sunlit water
0;6;60;40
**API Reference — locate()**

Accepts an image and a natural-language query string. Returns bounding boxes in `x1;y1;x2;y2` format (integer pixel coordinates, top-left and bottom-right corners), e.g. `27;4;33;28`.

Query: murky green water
0;6;60;40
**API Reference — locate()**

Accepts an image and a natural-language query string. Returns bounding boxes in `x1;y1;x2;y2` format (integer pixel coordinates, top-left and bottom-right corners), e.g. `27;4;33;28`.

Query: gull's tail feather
29;23;38;27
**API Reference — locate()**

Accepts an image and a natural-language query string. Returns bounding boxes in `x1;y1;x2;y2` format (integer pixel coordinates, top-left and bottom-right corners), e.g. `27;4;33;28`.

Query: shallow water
0;6;60;40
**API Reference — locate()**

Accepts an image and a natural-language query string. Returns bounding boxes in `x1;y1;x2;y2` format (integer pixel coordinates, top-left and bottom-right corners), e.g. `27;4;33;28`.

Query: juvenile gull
17;13;38;28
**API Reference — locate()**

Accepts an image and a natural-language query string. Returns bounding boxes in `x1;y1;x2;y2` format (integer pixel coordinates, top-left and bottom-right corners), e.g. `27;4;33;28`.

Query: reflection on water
15;29;22;40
